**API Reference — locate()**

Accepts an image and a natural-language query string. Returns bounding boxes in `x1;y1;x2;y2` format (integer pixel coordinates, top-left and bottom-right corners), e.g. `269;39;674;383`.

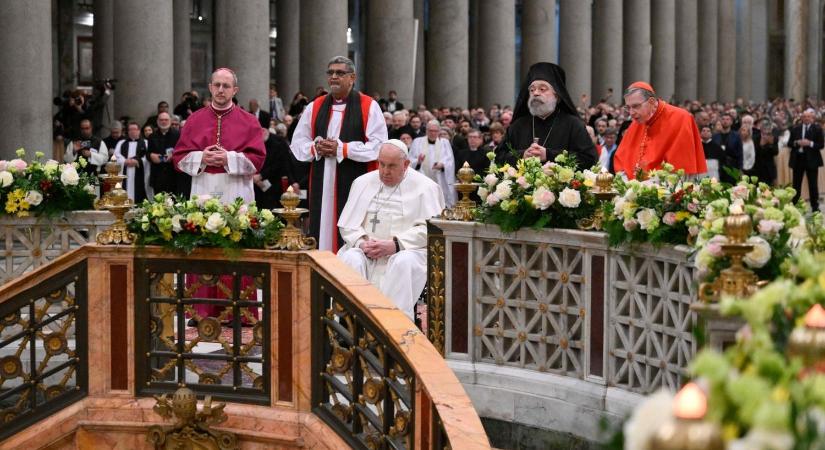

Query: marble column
413;0;426;107
651;0;676;100
477;0;516;108
57;0;75;91
734;0;752;101
806;0;822;98
559;0;592;104
114;0;173;123
173;0;192;101
469;0;479;106
622;0;651;87
521;0;557;75
717;0;736;102
93;0;115;131
784;0;807;100
276;0;300;101
366;0;415;107
426;0;469;107
698;0;718;101
592;0;623;103
0;1;52;159
299;0;348;97
675;0;699;100
215;0;269;109
750;0;769;101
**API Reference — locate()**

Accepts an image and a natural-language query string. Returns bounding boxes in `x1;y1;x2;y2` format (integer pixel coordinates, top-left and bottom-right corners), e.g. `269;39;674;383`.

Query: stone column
622;0;651;87
806;0;822;98
734;0;752;100
57;0;75;91
276;0;300;101
469;0;479;106
675;0;699;100
114;0;173;123
559;0;592;104
93;0;115;130
173;0;192;101
426;0;469;107
521;0;557;75
698;0;718;101
366;0;416;107
651;0;676;100
592;0;623;103
0;1;52;159
299;0;348;97
215;0;269;109
413;0;426;107
477;0;516;108
784;0;807;100
750;0;769;101
717;0;736;102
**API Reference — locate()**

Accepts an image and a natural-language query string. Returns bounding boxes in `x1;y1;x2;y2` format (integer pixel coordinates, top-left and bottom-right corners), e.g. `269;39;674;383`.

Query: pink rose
706;235;729;258
516;176;529;189
687;201;699;213
731;184;749;200
0;161;6;171
532;187;555;210
663;212;677;226
623;219;638;231
8;159;26;172
757;219;784;235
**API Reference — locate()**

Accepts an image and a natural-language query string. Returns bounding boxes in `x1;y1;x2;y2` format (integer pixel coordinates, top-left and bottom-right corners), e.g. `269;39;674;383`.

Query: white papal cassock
337;168;445;319
408;136;456;207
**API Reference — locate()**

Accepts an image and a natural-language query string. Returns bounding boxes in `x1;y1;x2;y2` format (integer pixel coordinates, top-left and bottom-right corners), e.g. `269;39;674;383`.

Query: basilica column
173;0;192;101
0;1;52;159
413;0;426;107
784;0;807;100
592;0;623;103
559;0;592;104
477;0;516;108
806;0;822;99
299;0;348;98
114;1;173;124
521;0;557;76
276;0;300;101
675;0;698;100
697;0;718;101
427;0;469;107
93;0;115;130
750;0;769;101
651;0;676;100
734;0;752;101
215;0;269;108
366;0;415;107
622;0;651;88
717;0;736;102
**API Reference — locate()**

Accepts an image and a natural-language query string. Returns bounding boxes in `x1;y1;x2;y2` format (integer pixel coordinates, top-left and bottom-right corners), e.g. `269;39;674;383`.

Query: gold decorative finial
267;187;316;250
147;387;237;450
577;169;618;230
95;159;136;245
443;162;479;221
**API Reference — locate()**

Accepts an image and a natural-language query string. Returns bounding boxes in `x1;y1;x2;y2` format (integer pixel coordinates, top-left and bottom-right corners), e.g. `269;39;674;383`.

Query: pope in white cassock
337;139;445;320
408;119;456;207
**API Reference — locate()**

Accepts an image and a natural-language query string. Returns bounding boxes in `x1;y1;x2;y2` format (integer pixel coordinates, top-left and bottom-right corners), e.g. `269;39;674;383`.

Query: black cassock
495;111;597;170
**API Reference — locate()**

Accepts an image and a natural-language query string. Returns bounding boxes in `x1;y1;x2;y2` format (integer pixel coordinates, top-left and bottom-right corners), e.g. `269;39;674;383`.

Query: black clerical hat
512;62;577;122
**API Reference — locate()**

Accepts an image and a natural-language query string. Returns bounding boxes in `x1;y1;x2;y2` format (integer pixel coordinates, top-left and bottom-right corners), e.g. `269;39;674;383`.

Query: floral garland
127;193;283;254
0;149;97;217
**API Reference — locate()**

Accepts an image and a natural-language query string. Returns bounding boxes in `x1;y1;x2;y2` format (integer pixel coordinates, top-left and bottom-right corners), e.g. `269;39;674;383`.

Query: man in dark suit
789;109;825;211
712;112;743;180
248;99;271;129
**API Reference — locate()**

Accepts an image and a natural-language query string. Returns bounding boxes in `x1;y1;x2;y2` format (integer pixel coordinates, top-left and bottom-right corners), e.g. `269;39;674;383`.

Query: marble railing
0;245;490;449
427;219;697;441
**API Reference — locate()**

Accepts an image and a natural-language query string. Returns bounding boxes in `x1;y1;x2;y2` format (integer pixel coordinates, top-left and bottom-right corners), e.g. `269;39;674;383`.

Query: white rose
484;174;498;187
623;389;675;450
0;171;12;188
83;184;96;195
558;187;581;208
171;214;183;232
486;192;501;206
613;197;627;216
532;186;556;210
494;179;513;200
743;236;771;268
204;212;226;233
557;167;574;183
477;186;489;201
60;165;80;186
636;208;660;231
24;190;43;206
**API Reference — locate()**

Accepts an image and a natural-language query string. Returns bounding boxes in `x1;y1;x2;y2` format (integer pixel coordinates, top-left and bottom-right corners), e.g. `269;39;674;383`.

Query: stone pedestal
675;0;698;100
651;0;676;100
622;0;651;87
698;0;718;101
299;0;348;98
0;0;52;159
559;0;592;103
477;0;516;108
366;0;416;108
114;0;174;124
717;0;737;102
521;0;557;76
173;0;192;102
426;0;469;108
592;0;623;102
784;0;808;100
215;0;269;109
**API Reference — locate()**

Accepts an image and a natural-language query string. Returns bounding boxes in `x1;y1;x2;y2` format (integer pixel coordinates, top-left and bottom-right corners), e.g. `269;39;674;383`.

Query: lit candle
729;203;743;215
286;186;294;193
115;182;122;189
804;304;825;328
672;382;706;420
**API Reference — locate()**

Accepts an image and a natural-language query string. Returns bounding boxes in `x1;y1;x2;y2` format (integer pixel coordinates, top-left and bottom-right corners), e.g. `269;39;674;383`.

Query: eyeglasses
624;100;650;112
326;70;353;77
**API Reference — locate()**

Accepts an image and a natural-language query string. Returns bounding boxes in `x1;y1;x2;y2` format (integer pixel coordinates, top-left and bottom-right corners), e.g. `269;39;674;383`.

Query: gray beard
528;97;556;118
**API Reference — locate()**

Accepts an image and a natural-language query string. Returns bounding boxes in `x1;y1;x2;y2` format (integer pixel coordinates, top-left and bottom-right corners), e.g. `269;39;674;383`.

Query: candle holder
442;162;480;221
268;187;316;251
577;170;618;230
95;181;135;245
94;157;127;209
650;383;724;450
696;210;762;306
787;304;825;373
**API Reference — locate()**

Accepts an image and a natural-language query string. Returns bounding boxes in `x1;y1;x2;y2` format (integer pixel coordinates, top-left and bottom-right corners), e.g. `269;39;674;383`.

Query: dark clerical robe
496;111;598;169
612;101;707;179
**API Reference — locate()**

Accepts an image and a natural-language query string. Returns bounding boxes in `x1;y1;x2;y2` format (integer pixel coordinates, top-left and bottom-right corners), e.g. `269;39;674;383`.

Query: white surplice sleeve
177;152;207;176
335;101;387;163
290;102;319;162
224;151;257;175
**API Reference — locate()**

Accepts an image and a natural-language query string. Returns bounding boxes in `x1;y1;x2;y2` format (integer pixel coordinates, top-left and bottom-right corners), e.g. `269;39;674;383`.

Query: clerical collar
331;96;347;104
210;102;234;113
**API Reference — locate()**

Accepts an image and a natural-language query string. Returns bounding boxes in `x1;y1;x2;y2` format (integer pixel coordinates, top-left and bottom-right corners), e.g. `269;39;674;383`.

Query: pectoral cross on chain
369;213;381;232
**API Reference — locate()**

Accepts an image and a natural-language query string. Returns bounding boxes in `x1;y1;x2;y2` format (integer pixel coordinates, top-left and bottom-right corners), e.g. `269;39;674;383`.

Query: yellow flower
220;226;231;236
161;231;173;241
524;195;533;205
583;178;594;187
723;423;739;442
675;211;692;222
771;386;789;403
230;231;242;242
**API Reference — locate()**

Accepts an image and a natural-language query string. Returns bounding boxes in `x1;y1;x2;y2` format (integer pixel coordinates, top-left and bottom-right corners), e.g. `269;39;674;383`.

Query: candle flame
804;304;825;328
673;382;707;419
115;182;122;189
286;186;294;193
110;155;117;161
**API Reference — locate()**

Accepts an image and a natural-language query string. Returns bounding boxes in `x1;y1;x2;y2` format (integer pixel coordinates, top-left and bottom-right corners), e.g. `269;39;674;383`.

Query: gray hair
623;86;655;100
427;119;440;128
327;55;355;73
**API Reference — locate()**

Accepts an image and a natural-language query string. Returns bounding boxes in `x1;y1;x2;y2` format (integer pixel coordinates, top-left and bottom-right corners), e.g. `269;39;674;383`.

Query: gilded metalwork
697;211;763;304
362;378;385;404
43;333;68;356
148;387;237;450
95;161;136;245
442;162;480;221
0;356;22;378
197;317;222;342
330;347;353;374
427;236;446;355
268;187;316;251
577;170;619;231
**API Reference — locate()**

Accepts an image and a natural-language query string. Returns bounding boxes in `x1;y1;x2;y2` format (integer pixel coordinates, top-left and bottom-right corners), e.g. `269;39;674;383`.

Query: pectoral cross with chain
369;212;381;232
